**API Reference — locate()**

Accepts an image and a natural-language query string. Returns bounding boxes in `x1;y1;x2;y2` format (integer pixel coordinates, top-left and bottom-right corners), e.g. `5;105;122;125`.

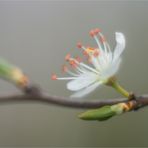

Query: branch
0;93;127;109
0;85;147;110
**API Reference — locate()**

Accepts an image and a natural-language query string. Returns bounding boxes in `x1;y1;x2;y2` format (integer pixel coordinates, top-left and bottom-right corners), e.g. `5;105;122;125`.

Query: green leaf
78;106;116;121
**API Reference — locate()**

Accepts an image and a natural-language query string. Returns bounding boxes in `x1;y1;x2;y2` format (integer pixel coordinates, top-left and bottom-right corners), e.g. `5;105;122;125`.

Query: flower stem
111;81;131;99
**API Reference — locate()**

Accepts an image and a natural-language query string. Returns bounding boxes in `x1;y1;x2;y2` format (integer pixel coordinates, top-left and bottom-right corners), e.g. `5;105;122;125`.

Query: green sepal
78;106;116;121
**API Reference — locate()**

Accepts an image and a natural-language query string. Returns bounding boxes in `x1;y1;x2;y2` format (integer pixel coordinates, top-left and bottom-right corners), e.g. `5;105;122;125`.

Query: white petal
106;58;121;78
67;73;98;91
99;57;121;80
70;81;102;98
113;32;125;61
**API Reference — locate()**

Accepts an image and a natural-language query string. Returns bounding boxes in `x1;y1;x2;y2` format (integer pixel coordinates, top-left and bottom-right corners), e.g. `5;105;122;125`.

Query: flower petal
70;81;102;98
113;32;125;61
67;73;98;91
104;58;121;79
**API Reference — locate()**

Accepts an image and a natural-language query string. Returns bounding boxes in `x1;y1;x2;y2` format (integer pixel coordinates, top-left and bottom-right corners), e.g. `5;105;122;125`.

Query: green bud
111;103;125;115
78;102;128;121
0;59;14;78
78;106;116;121
0;59;28;87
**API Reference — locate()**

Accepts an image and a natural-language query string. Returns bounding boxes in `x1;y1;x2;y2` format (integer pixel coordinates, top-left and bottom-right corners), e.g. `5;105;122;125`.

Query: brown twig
0;84;146;110
0;92;128;108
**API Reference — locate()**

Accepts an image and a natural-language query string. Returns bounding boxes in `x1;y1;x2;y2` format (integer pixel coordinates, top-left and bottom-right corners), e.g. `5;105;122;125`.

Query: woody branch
0;83;146;111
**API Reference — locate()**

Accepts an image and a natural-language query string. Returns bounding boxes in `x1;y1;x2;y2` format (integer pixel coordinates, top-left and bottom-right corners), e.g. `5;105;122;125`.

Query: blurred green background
0;0;148;147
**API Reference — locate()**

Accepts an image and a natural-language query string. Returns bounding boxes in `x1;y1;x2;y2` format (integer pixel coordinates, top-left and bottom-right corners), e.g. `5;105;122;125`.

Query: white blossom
52;28;125;98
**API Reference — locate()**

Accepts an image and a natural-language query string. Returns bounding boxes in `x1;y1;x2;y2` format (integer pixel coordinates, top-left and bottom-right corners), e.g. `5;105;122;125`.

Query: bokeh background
0;0;148;147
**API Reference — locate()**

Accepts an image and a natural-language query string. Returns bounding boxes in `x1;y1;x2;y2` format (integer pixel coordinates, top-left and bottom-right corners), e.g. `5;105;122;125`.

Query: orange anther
69;60;75;65
62;65;68;72
87;47;95;51
77;42;82;48
89;30;95;37
69;60;77;68
51;74;57;80
65;53;71;61
85;47;95;55
94;28;101;35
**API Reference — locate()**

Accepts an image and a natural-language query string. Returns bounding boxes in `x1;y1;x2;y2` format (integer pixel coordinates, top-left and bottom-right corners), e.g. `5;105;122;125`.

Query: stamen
62;65;79;76
94;28;101;35
51;74;57;80
51;73;78;80
89;30;95;37
57;77;78;80
77;42;87;55
99;35;106;43
69;59;78;68
62;65;68;73
69;56;100;74
75;66;86;74
99;32;110;53
82;46;87;50
83;50;89;56
87;47;95;51
90;28;101;37
77;42;82;49
65;53;71;61
93;50;99;57
79;62;100;74
85;47;99;57
94;36;103;52
75;56;82;63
